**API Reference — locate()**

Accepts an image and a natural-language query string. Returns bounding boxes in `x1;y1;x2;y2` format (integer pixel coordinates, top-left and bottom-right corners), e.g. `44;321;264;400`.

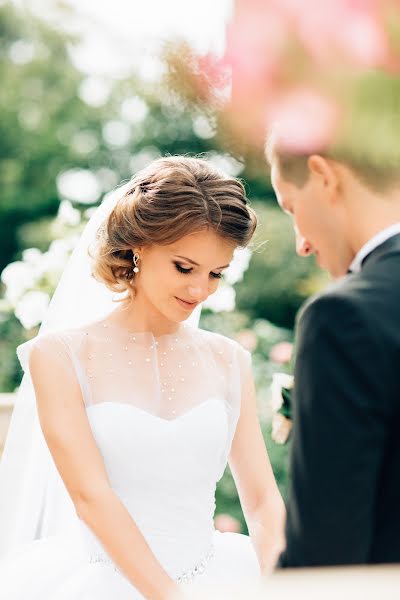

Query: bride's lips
175;297;199;311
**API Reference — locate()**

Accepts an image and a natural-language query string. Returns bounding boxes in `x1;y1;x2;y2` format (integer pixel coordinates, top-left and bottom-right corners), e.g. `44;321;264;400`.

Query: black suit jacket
278;233;400;567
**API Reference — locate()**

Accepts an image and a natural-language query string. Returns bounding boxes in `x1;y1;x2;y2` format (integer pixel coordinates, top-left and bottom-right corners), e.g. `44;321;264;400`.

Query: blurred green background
0;2;328;531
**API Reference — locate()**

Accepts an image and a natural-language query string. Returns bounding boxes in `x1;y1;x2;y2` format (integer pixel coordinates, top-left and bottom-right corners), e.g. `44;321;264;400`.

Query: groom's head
267;132;400;278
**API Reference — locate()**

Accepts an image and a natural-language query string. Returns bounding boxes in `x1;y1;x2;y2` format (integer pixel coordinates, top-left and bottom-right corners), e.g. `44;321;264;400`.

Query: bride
0;156;285;599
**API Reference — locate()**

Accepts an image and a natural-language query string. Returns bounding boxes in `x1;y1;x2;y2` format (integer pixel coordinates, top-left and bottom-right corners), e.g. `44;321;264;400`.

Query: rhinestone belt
88;544;215;584
175;544;214;585
88;553;118;572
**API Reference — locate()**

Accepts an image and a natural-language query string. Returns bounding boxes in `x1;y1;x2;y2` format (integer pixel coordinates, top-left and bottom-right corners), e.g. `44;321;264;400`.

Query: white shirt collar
348;223;400;273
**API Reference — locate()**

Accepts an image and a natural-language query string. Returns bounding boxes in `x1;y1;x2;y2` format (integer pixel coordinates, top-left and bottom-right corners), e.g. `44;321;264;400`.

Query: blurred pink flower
214;514;242;533
225;2;287;83
268;87;340;154
235;329;258;352
224;0;289;144
269;341;293;364
280;0;389;69
222;0;395;148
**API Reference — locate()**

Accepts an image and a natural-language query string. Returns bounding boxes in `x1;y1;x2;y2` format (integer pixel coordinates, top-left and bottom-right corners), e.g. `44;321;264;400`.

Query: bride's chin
160;305;186;324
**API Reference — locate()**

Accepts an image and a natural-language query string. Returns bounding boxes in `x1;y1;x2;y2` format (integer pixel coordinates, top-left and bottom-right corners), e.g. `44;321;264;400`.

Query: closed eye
174;262;223;279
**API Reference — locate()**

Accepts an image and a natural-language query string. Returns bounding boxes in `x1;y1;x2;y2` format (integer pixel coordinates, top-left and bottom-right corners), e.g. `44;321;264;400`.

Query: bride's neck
109;295;180;337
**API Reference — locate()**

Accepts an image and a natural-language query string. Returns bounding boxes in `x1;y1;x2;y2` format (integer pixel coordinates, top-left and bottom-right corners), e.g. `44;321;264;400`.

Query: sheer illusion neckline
95;313;189;341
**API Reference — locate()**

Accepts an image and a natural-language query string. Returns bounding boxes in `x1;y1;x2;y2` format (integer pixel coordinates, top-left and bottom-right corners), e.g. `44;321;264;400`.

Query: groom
267;136;400;567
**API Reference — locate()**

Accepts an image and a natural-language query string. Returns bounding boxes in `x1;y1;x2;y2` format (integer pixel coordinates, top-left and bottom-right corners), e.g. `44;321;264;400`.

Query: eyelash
174;262;222;279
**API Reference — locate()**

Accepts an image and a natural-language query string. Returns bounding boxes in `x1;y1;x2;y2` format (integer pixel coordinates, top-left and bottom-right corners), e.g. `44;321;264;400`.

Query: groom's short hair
265;129;400;193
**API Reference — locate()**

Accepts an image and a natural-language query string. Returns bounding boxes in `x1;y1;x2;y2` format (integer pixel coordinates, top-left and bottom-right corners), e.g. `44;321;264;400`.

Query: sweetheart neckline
86;397;225;425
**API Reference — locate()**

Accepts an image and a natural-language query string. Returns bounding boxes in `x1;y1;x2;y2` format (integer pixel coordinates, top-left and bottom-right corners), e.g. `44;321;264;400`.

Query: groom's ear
307;155;340;203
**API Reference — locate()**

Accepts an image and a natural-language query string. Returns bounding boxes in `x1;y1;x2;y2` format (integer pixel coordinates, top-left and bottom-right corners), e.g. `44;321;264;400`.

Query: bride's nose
187;279;210;301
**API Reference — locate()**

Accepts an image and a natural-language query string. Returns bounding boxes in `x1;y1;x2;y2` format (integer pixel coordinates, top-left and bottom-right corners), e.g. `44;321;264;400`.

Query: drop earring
132;252;140;274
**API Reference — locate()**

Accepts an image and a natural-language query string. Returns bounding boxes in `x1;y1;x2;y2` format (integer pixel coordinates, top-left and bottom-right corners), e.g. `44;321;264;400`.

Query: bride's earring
132;252;140;274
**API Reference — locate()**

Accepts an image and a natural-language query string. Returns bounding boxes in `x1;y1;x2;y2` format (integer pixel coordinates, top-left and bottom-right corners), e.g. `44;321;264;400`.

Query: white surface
186;566;400;599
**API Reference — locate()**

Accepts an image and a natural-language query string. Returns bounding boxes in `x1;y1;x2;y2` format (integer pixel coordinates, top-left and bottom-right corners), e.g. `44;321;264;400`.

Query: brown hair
90;156;257;300
265;128;400;192
264;127;312;188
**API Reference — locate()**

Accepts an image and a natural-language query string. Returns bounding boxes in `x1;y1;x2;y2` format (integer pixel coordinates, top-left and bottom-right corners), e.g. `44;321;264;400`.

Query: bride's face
133;229;236;322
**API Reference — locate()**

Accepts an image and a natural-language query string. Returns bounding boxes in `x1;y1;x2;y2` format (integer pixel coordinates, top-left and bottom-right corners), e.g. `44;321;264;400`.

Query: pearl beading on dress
87;321;198;417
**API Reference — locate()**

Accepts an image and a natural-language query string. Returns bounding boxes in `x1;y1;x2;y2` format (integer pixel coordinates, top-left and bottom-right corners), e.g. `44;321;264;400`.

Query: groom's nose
295;231;313;257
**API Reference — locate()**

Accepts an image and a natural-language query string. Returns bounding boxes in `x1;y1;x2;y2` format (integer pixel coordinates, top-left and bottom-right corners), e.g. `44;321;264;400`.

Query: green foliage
0;310;26;392
331;70;400;187
0;4;89;270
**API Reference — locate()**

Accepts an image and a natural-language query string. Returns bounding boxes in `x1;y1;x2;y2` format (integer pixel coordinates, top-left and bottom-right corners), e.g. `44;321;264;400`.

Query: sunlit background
3;0;399;536
27;0;232;74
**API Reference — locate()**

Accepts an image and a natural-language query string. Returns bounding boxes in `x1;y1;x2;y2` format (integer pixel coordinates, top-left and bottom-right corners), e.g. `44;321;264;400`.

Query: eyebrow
175;255;230;269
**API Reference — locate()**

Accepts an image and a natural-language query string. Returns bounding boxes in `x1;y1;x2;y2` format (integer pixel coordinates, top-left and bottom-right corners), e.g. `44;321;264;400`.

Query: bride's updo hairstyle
90;156;257;300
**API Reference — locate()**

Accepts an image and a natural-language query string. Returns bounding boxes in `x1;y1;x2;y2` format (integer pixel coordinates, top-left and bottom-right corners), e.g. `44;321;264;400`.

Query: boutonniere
270;373;294;444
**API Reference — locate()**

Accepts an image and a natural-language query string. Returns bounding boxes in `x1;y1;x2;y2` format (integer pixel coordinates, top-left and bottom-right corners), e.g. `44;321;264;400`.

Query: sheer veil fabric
0;183;204;558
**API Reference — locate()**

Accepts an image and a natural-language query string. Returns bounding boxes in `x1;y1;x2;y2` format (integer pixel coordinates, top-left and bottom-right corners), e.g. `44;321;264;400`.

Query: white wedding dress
0;316;260;598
